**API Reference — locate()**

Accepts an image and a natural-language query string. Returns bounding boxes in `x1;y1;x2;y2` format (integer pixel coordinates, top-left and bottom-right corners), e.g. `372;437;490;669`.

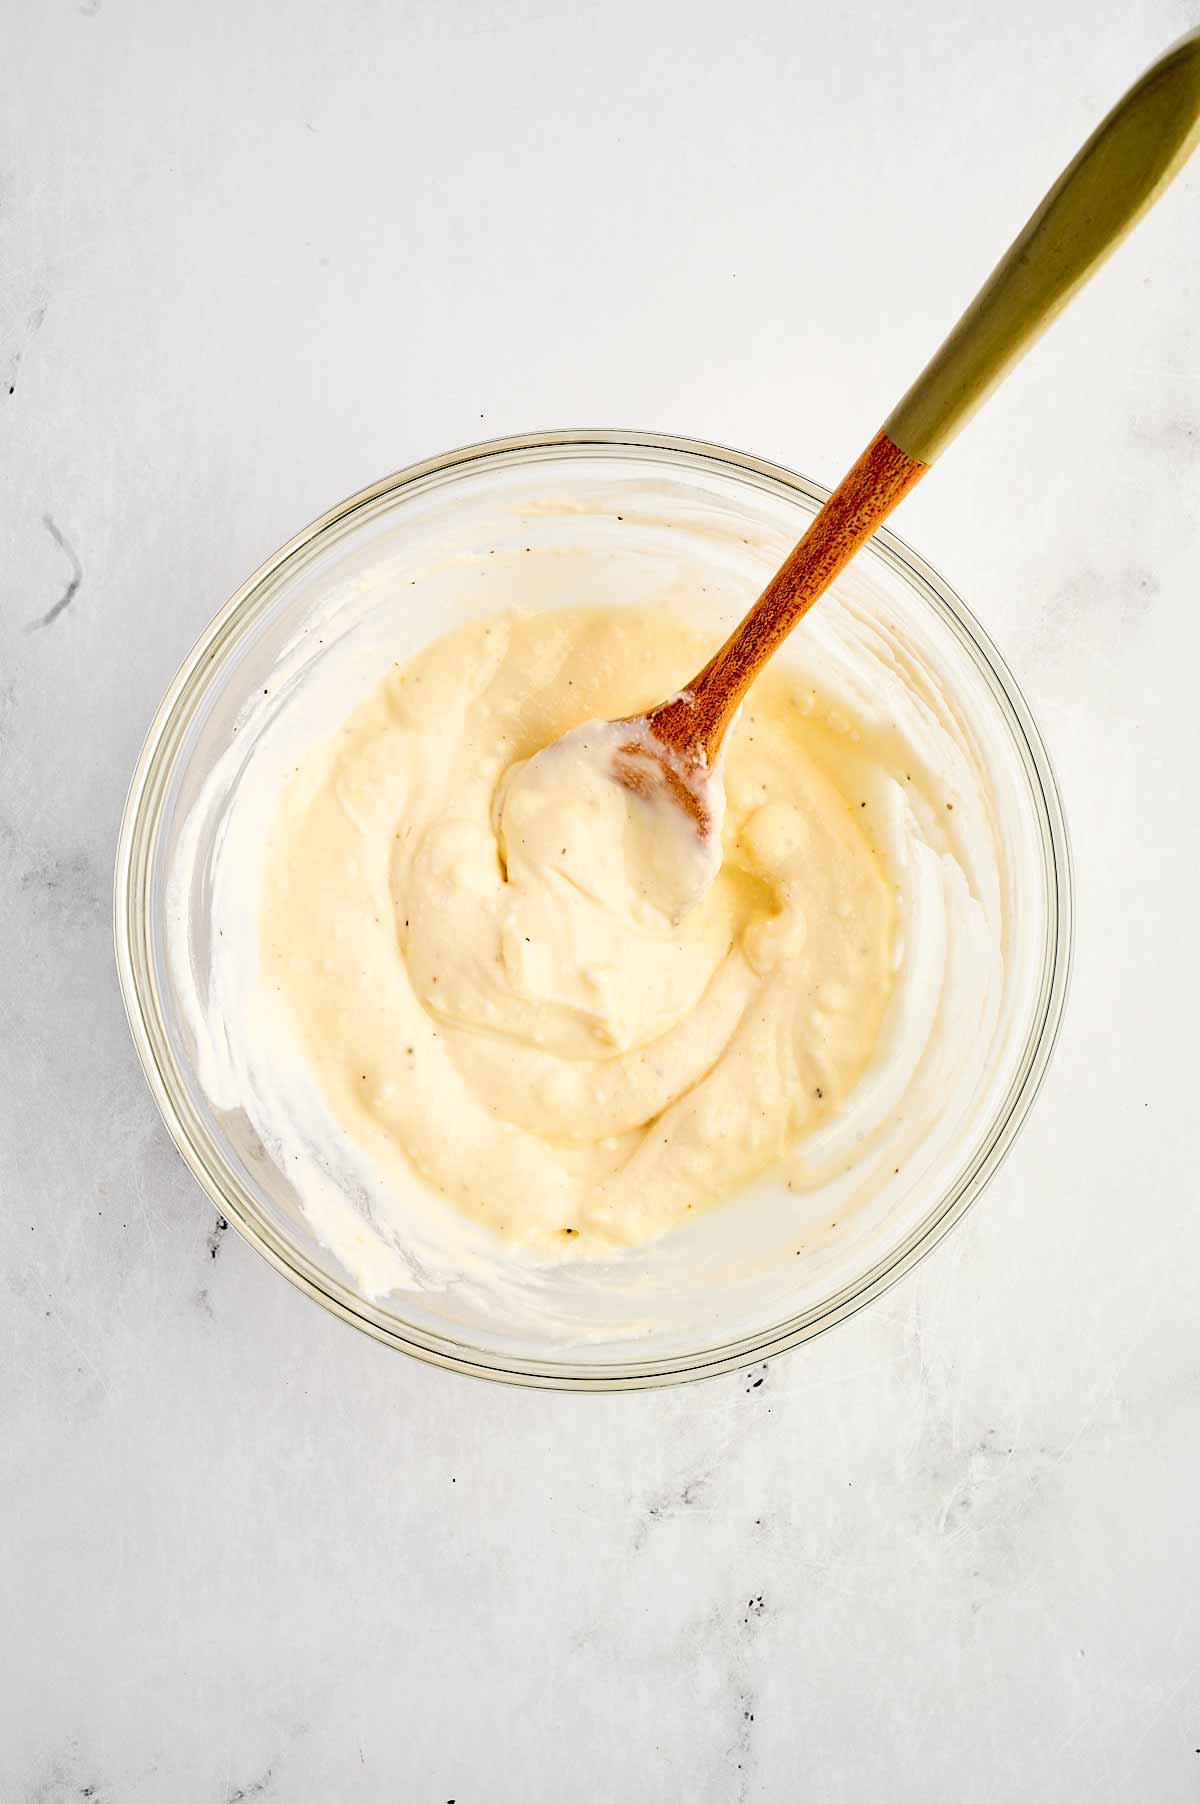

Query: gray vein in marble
227;1768;274;1802
631;1467;713;1552
1131;410;1199;458
4;301;47;398
725;1592;768;1800
26;514;83;632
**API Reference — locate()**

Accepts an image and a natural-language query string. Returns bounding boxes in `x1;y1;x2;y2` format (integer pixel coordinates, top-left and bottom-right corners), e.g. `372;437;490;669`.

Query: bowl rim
113;427;1074;1391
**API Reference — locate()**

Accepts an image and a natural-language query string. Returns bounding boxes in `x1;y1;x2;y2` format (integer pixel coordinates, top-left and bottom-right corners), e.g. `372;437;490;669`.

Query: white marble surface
3;0;1200;1797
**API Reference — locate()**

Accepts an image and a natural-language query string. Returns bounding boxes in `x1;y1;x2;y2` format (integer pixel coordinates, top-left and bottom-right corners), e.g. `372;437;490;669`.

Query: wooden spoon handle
648;430;926;756
652;26;1200;765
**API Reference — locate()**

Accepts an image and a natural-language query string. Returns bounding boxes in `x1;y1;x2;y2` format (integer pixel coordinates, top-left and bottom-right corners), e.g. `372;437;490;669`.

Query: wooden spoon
610;27;1200;847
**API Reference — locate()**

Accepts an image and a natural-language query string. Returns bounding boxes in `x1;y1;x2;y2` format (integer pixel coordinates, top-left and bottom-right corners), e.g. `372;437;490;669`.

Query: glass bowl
114;430;1072;1389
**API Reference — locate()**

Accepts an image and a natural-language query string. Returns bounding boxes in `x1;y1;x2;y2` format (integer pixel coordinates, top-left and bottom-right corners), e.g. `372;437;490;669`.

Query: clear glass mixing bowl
114;431;1072;1389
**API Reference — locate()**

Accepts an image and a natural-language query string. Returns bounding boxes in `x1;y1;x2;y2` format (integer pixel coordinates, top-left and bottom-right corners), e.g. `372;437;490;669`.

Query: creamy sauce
257;608;895;1259
496;713;725;929
169;523;1012;1345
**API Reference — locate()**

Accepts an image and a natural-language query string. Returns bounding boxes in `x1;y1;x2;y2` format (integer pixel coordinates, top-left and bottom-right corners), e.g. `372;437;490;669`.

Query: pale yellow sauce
259;606;895;1259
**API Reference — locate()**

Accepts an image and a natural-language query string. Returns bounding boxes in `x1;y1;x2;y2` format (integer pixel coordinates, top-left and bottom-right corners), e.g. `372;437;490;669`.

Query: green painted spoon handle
886;26;1200;464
